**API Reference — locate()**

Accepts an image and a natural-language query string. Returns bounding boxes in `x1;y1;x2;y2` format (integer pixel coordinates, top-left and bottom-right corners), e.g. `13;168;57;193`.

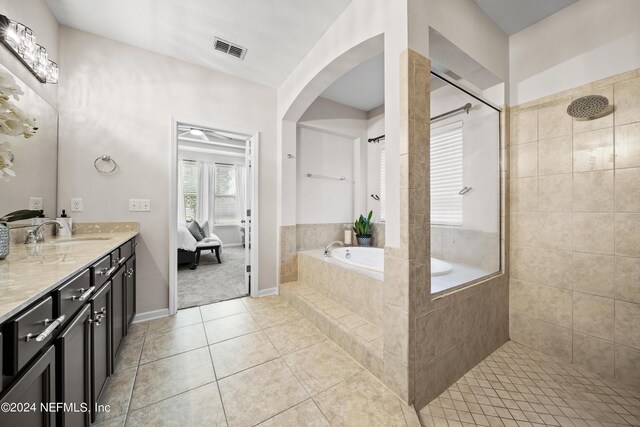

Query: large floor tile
140;323;207;364
127;322;149;340
241;295;285;312
218;358;308;427
314;371;409;427
129;347;216;410
95;367;137;422
200;298;247;322
263;318;325;355
210;331;279;378
284;340;363;395
146;307;202;333
126;382;226;427
256;399;330;427
114;335;144;372
203;312;260;344
93;414;126;427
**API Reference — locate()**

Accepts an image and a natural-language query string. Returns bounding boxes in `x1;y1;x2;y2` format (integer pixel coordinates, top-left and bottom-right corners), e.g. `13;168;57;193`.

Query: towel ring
94;155;118;175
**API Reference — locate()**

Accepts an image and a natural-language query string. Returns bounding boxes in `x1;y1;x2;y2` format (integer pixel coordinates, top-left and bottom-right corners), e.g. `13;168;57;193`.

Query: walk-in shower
430;72;502;293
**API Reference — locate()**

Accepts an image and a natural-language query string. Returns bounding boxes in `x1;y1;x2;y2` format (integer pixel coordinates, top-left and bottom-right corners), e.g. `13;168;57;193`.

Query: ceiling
46;0;353;87
320;54;384;112
474;0;578;35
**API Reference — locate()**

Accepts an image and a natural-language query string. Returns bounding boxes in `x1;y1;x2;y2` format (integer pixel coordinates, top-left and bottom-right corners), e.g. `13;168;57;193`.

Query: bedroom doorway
169;122;259;312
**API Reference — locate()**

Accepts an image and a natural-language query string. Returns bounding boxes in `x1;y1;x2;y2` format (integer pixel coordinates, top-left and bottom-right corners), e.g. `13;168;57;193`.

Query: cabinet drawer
4;297;63;376
110;248;122;268
119;239;134;261
92;255;114;288
55;269;93;321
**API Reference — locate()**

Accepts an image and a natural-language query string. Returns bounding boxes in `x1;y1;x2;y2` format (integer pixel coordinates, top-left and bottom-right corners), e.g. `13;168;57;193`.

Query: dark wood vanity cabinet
56;304;92;427
0;237;137;427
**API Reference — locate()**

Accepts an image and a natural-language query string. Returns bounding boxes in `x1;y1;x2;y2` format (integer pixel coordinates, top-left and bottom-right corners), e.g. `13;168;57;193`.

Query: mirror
0;63;58;227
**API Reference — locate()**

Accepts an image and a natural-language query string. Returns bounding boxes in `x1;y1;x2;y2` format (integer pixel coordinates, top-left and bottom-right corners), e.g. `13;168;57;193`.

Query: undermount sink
47;237;112;245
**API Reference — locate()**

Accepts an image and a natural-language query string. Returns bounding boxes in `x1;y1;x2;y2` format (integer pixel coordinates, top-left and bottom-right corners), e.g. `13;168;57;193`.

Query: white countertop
0;231;138;323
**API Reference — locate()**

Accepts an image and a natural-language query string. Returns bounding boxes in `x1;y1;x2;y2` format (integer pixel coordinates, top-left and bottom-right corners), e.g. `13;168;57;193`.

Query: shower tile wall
509;69;640;388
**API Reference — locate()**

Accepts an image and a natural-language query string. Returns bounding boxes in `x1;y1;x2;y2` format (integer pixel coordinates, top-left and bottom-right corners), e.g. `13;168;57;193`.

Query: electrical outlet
29;197;43;211
129;199;151;212
71;198;83;212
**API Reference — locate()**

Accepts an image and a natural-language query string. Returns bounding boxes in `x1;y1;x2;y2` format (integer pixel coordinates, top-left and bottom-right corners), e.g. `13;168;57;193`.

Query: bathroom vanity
0;231;138;426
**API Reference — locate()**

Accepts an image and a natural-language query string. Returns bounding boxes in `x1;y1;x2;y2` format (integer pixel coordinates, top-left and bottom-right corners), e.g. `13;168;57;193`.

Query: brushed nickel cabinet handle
25;315;66;342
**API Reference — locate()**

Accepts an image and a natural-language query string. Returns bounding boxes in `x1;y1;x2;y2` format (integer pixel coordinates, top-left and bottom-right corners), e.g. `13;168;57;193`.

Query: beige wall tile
539;212;572;251
538;100;572;139
573;213;614;255
538;285;572;328
511;212;540;246
537;249;573;289
510;246;538;281
614;345;640;387
572;171;614;212
511;177;538;212
615;167;640;212
433;342;466;396
573;292;614;341
510;280;539;318
537;321;572;362
538;174;572;212
511;142;538;178
539;136;572;176
572;253;615;298
615;214;640;257
573;128;614;172
614;76;640;126
615;256;640;304
615;123;640;169
573;86;614;133
615;300;640;350
415;312;435;366
433;303;462;355
573;332;614;379
414;361;435;410
511;108;537;144
509;313;537;349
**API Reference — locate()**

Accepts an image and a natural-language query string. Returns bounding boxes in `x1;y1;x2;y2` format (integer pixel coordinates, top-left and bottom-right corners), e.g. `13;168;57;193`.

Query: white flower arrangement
0;69;38;180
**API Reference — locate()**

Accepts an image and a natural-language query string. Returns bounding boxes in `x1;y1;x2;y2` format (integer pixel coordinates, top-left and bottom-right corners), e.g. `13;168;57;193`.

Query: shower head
567;95;613;120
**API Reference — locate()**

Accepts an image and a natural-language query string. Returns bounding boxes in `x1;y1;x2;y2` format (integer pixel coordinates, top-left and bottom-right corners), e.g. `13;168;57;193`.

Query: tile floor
418;341;640;427
93;295;419;427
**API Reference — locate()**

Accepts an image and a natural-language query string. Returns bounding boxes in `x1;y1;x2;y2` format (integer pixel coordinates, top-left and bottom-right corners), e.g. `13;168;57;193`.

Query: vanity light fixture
0;14;59;84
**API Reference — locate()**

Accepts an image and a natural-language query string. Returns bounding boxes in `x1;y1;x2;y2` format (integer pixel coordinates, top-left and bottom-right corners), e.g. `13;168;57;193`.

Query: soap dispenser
57;210;72;236
33;210;48;225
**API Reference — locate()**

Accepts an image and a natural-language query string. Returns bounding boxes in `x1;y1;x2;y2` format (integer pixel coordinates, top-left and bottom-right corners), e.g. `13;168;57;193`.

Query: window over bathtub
430;121;463;226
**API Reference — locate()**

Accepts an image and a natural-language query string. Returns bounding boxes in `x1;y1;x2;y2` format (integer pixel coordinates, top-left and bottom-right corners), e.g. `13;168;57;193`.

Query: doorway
169;121;259;314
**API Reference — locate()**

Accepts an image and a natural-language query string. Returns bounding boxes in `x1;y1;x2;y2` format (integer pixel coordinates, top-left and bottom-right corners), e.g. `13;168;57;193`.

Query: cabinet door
0;346;55;427
56;304;91;427
125;255;136;332
90;282;111;423
111;267;125;364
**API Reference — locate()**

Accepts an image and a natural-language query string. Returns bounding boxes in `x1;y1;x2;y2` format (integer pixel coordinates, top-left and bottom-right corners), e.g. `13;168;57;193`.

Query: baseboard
133;308;169;323
224;243;244;248
258;287;278;297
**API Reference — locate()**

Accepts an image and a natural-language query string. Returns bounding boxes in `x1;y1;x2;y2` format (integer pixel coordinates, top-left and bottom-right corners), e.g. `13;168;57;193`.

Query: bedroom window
214;164;239;225
181;160;199;222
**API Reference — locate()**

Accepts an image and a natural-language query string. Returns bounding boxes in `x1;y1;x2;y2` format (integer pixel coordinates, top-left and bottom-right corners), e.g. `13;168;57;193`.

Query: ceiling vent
213;37;247;60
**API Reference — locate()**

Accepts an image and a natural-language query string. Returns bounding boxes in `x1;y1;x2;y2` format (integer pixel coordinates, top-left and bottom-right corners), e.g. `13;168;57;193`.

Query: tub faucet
25;220;65;244
324;241;344;257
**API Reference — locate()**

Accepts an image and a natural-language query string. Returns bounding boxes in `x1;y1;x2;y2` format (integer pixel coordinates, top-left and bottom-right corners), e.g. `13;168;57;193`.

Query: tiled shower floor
92;295;419;427
418;341;640;427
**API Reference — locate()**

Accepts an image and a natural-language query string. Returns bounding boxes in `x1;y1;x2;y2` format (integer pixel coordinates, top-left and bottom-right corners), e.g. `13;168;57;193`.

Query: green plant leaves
0;209;41;223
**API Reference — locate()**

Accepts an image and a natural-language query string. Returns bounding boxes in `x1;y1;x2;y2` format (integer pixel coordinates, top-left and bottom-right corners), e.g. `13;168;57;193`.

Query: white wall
509;0;640;105
0;0;59;107
366;106;385;220
57;27;278;314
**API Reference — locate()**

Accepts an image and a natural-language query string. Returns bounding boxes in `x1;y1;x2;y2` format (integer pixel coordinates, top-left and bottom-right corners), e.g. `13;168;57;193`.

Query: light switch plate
71;198;83;212
129;199;151;212
29;197;43;211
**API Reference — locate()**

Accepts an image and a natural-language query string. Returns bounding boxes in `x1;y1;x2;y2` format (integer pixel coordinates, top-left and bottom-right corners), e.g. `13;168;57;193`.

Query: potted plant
0;209;42;259
353;210;373;247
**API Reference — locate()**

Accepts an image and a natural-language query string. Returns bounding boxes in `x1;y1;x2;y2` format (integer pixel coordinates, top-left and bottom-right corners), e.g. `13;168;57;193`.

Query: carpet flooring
178;246;248;309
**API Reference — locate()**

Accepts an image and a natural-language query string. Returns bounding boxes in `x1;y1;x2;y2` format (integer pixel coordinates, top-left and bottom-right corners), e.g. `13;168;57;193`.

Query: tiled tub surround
509;69;640;388
93;296;422;427
0;227;139;322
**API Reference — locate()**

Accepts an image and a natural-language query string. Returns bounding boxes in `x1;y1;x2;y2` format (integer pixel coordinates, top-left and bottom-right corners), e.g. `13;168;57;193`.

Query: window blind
430;121;463;226
379;145;386;221
214;164;239;225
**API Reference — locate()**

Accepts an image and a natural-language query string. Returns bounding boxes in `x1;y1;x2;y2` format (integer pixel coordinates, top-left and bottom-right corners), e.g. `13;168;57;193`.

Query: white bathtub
331;247;452;276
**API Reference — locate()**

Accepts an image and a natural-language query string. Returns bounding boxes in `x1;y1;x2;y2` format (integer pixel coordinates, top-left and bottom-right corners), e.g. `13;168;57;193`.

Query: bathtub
331;247;452;276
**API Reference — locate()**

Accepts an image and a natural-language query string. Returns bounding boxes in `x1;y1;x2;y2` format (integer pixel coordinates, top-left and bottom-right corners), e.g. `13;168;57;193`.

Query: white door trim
169;117;260;315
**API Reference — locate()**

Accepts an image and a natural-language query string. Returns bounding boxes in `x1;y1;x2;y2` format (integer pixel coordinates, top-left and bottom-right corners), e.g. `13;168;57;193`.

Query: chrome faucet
324;241;344;257
25;220;65;244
